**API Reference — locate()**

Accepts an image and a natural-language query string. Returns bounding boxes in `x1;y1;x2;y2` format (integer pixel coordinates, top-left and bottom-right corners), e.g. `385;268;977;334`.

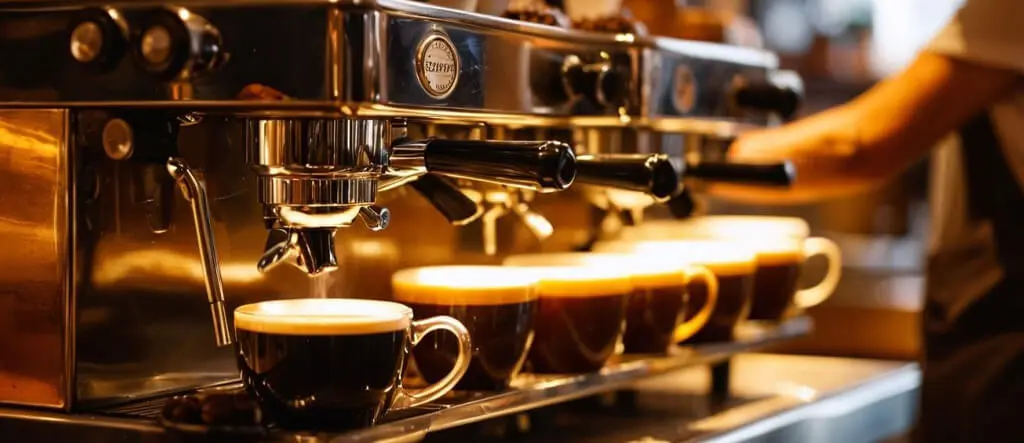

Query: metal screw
102;118;134;160
70;21;104;63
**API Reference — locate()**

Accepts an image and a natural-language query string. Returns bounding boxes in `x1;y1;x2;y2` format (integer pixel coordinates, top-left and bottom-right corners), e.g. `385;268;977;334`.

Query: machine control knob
133;7;223;78
563;55;629;108
68;8;127;70
730;73;803;120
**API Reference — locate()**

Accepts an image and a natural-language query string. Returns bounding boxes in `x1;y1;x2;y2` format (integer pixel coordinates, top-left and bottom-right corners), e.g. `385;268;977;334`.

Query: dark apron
915;113;1024;442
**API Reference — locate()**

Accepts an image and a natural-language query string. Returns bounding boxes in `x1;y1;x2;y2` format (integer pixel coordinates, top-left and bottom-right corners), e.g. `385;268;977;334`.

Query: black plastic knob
132;8;222;79
574;153;680;201
564;57;629;108
733;81;802;120
68;8;127;71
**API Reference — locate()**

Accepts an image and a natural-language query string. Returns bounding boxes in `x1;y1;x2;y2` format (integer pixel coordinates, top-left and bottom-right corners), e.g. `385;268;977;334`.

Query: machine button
70;21;103;63
132;8;223;79
139;25;173;68
68;8;127;70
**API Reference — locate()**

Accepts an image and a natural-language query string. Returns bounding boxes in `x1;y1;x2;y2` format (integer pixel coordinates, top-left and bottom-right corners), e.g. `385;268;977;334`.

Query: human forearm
846;51;1020;182
709;52;1020;205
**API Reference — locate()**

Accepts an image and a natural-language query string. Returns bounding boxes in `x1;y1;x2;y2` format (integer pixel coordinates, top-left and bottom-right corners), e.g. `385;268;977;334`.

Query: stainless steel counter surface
425;354;920;443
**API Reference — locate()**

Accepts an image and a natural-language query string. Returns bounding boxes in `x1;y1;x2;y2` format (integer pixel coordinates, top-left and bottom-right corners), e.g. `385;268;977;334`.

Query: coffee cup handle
795;236;843;309
392;315;472;409
672;265;719;343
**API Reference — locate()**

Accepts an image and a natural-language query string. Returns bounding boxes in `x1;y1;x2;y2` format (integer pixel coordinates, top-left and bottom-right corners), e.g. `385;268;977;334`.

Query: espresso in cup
505;253;719;355
234;299;471;430
392;266;539;391
504;254;632;373
624;260;719;353
594;240;757;343
624;216;842;320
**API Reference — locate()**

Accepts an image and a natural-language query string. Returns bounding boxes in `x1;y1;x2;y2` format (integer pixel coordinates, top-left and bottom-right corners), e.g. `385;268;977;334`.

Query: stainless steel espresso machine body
0;0;607;410
0;0;799;417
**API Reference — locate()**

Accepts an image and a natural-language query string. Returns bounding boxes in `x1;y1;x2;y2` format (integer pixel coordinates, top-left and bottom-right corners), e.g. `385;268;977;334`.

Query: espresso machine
0;0;801;436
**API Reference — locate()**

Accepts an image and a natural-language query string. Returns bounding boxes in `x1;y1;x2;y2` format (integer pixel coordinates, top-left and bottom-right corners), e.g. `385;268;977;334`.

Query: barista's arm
708;51;1020;205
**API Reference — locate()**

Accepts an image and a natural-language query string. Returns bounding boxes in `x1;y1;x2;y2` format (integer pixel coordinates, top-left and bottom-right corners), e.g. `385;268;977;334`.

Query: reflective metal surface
432;354;918;443
0;109;70;408
0;0;803;417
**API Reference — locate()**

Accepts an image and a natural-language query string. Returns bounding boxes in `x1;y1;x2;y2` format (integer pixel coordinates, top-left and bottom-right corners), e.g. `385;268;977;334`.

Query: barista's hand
712;105;871;204
728;105;859;172
712;51;1020;205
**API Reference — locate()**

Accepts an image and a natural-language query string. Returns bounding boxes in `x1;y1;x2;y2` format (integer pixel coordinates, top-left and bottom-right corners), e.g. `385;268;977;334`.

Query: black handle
410;173;483;226
682;160;795;187
575;154;680;201
423;139;576;192
734;82;802;120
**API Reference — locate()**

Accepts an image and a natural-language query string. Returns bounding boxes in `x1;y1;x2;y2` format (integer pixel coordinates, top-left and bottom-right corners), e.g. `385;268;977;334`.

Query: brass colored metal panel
0;109;70;408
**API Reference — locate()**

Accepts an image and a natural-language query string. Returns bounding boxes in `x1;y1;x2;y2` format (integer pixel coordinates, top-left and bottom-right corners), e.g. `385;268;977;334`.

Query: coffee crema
504;254;633;374
234;299;413;430
593;240;756;343
392;266;539;391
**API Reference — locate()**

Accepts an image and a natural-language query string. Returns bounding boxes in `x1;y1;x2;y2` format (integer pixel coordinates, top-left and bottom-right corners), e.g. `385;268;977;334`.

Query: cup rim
234;298;412;336
392;265;540;305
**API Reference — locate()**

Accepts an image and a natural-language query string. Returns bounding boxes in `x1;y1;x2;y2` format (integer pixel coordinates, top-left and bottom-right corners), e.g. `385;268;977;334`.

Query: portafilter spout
247;118;391;275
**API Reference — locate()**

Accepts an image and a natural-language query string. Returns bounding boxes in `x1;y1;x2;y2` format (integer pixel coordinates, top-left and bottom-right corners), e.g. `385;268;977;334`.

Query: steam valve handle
575;154;680;202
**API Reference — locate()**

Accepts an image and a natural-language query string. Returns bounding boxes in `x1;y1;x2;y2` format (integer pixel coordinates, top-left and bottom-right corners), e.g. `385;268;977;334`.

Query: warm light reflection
503;253;636;296
91;249;266;286
593;239;756;265
393;266;538;290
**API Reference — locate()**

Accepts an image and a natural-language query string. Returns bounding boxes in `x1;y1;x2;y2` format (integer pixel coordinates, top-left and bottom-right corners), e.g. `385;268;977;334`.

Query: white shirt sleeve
927;0;1024;73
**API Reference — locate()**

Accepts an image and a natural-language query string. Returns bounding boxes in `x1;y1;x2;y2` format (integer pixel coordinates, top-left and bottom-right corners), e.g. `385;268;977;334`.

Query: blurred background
613;0;968;360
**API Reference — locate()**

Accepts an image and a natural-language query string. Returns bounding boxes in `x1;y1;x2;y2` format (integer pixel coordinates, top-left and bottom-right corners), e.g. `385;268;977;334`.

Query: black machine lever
666;158;796;219
393;139;577;193
574;153;680;201
681;160;795;187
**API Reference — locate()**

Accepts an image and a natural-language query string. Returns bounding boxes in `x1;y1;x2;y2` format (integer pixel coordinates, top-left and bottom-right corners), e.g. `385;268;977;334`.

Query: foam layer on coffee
505;252;690;288
235;299;412;335
593;240;757;276
504;253;634;297
392;266;539;306
682;216;810;239
619;216;810;242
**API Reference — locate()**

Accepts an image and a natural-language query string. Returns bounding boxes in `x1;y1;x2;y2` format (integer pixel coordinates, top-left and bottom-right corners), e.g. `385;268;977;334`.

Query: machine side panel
0;109;71;409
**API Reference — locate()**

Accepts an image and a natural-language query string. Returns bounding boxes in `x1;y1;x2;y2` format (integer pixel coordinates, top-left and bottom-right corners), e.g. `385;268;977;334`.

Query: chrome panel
0;109;69;409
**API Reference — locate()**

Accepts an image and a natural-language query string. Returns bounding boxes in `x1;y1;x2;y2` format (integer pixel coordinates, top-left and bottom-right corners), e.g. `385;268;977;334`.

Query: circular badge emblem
415;31;460;99
671;64;697;114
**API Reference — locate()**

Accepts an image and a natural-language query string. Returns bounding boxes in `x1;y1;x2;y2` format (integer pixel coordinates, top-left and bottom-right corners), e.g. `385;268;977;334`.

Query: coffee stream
310;272;333;298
